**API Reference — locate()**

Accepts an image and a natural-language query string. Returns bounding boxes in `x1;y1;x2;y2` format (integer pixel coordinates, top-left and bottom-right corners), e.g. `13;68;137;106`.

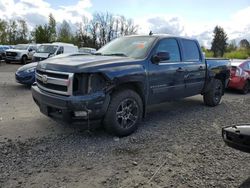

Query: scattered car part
222;124;250;153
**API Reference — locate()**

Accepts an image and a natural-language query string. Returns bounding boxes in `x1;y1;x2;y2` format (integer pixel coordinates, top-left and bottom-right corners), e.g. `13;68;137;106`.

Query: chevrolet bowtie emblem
41;74;48;84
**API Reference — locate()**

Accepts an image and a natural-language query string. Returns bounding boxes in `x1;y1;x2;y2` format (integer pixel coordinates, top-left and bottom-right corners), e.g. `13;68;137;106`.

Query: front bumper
31;85;110;122
15;71;35;85
6;56;22;62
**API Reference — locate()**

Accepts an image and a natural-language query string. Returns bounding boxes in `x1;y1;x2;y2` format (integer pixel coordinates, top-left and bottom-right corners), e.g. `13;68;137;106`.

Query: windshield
14;44;29;50
96;36;156;59
37;45;58;54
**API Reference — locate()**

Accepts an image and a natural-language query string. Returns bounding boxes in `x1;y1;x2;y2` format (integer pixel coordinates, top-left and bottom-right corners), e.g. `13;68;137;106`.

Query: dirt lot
0;62;250;188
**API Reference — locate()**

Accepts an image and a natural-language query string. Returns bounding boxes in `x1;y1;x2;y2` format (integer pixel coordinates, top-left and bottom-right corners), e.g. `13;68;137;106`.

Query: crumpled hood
17;62;38;72
36;55;141;73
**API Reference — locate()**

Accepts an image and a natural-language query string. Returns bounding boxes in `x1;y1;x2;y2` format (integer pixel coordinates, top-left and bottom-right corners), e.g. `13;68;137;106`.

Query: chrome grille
36;69;74;96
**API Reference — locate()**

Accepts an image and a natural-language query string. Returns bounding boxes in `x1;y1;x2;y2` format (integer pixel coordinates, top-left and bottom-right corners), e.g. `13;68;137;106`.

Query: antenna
149;31;153;36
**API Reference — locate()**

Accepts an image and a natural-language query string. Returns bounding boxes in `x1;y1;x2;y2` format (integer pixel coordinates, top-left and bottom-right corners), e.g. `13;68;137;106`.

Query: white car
5;44;38;64
33;42;78;62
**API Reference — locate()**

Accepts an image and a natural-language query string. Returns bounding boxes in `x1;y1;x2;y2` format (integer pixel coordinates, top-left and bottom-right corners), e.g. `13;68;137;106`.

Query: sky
0;0;250;47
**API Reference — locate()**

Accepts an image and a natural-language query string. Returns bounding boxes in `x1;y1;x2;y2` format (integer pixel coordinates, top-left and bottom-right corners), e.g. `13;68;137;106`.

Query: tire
5;60;10;64
103;89;143;137
22;56;27;64
203;79;223;107
240;81;249;94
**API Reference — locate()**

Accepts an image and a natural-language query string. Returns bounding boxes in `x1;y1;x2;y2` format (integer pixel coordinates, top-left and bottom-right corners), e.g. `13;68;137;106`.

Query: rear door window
181;39;201;62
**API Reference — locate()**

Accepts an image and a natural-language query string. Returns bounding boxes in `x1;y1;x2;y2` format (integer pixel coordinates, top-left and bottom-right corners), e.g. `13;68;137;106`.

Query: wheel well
111;82;146;116
215;74;227;93
22;55;28;59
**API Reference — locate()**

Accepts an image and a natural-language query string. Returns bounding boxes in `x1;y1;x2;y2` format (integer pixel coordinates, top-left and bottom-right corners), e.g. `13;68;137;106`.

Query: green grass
224;50;250;59
203;49;250;59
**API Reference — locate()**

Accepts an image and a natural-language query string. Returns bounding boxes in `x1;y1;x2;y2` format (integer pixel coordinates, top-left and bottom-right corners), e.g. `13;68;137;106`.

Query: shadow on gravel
225;88;249;95
49;97;207;137
240;177;250;188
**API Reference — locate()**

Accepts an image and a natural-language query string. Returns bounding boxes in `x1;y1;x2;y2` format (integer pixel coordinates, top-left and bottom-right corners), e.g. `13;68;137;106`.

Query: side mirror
28;48;33;52
152;52;170;64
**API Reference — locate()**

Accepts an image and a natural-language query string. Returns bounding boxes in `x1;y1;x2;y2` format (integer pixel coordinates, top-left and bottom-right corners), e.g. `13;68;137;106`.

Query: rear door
148;38;186;104
179;39;206;97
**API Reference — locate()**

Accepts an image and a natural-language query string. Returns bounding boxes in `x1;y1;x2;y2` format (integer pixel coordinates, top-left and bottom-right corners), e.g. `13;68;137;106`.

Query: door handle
176;67;185;72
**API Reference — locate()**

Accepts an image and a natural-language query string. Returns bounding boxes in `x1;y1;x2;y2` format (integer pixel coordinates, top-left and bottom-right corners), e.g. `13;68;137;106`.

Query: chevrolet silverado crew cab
32;35;230;136
6;44;38;64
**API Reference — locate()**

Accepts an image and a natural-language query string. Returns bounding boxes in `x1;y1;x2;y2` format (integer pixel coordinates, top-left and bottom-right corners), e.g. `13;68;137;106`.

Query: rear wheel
240;81;249;94
22;56;27;64
203;79;223;107
104;89;143;137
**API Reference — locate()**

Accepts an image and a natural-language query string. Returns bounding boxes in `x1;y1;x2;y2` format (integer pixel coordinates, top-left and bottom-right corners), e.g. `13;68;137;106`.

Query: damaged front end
32;71;112;123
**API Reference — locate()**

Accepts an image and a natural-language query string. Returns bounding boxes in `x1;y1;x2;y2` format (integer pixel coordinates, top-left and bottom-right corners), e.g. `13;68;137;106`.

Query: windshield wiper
103;53;127;57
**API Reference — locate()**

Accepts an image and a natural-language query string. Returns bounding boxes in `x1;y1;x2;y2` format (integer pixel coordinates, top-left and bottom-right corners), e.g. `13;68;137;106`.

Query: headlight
73;73;107;95
25;67;36;73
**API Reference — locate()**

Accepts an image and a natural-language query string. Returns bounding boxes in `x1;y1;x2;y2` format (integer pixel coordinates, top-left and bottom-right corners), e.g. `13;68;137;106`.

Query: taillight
235;67;242;76
231;67;243;77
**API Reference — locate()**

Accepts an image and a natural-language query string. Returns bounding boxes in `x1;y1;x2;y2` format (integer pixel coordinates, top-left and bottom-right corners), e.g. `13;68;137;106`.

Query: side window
57;47;64;55
156;38;180;62
181;39;201;61
245;62;250;70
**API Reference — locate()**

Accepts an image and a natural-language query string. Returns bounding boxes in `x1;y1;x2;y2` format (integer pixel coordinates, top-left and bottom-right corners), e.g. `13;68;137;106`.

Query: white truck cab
33;42;78;62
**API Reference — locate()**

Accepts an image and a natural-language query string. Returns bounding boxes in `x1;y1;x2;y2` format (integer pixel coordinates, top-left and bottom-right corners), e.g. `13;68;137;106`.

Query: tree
211;26;228;57
16;19;29;43
227;40;237;52
239;39;250;49
0;19;8;44
89;20;98;48
7;20;18;44
57;20;72;43
48;13;57;42
32;25;50;43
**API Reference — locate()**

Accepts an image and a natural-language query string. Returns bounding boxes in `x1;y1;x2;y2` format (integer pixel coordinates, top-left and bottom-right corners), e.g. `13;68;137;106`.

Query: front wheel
203;79;223;107
103;89;143;137
22;56;27;64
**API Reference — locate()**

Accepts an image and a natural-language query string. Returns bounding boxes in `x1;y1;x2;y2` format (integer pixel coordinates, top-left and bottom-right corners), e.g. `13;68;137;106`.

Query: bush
224;50;250;59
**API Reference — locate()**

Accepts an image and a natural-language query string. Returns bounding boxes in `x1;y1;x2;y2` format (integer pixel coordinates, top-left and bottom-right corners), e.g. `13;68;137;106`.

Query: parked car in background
0;45;12;60
15;62;37;85
79;47;96;54
15;53;87;85
0;46;6;61
5;44;38;64
33;42;78;62
222;124;250;153
228;59;250;94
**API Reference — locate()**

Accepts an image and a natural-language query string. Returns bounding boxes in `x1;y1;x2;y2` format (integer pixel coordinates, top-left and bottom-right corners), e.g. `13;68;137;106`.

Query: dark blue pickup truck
32;35;230;136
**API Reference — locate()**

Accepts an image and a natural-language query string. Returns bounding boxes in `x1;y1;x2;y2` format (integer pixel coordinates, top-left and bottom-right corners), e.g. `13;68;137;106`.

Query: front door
148;38;186;104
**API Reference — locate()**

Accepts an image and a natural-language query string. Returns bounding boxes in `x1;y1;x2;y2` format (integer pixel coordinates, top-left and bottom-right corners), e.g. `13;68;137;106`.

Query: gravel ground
0;62;250;188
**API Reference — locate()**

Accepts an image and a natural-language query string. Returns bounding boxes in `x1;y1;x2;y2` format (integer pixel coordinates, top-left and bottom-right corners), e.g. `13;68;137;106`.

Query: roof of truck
124;34;196;41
